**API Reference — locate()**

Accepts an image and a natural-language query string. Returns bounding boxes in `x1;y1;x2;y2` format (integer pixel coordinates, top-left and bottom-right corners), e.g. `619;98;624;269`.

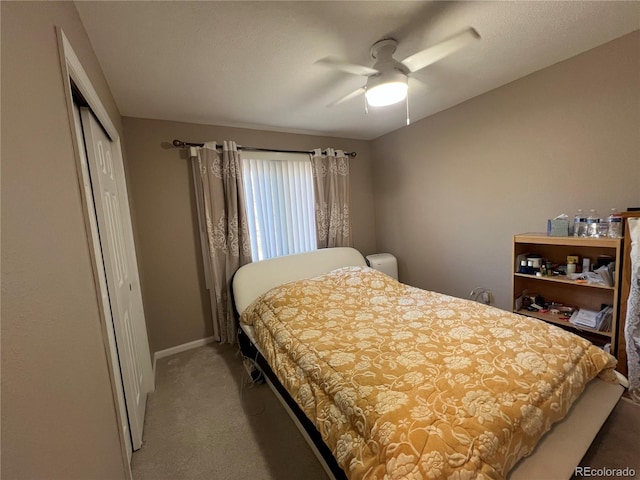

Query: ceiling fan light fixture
365;69;408;107
365;81;408;107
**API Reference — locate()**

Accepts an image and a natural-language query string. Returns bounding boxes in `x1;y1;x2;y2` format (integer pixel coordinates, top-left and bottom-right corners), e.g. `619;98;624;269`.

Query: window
241;152;316;262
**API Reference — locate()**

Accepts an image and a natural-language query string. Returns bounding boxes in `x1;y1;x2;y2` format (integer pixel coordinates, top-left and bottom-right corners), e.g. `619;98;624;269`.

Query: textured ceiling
75;1;640;140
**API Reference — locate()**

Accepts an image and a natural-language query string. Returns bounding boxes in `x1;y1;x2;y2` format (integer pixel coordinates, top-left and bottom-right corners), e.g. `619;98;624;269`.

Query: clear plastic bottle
586;209;599;237
597;217;609;237
573;209;584;237
607;208;623;238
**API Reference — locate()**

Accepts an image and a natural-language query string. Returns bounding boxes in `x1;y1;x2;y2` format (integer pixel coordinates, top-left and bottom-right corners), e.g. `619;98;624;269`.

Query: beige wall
121;117;376;353
371;31;640;310
1;2;128;479
1;3;635;475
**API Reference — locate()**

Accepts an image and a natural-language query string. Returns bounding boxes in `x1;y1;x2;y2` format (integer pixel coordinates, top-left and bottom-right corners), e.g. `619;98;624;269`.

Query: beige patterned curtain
625;218;640;403
191;141;252;343
311;148;352;248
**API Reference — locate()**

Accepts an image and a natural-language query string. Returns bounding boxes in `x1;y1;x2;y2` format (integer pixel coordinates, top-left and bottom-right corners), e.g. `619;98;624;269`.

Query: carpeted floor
571;395;640;480
132;343;327;480
132;344;640;480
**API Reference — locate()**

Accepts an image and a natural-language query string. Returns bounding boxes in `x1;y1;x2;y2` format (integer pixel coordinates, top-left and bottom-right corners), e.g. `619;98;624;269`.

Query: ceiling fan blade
315;56;379;77
400;27;480;73
327;87;366;107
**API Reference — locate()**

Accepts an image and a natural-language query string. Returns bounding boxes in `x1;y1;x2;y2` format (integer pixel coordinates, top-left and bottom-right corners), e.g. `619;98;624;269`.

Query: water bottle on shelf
586;209;599;237
607;208;623;238
573;209;585;237
597;217;609;238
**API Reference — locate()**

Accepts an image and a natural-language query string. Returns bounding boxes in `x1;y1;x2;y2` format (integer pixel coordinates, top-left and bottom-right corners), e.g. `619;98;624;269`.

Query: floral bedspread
241;266;617;480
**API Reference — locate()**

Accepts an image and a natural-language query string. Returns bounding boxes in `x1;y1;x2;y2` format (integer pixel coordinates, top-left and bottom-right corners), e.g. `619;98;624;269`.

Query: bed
232;247;626;480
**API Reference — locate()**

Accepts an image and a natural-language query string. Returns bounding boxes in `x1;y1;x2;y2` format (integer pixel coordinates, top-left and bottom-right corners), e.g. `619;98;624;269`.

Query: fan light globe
365;69;409;107
365;81;408;106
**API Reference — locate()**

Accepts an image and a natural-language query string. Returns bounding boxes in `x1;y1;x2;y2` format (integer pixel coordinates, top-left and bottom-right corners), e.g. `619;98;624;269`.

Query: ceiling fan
316;28;480;109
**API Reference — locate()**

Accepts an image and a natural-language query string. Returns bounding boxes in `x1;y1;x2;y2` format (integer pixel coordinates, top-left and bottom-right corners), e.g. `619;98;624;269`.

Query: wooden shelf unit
512;233;622;359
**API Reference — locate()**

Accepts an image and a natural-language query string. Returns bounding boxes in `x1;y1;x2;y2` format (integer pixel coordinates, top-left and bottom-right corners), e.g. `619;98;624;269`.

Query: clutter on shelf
516;252;616;287
547;208;623;238
514;291;612;333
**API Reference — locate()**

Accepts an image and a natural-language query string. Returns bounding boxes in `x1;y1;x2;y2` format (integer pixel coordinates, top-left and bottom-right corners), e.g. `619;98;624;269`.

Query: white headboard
232;247;367;315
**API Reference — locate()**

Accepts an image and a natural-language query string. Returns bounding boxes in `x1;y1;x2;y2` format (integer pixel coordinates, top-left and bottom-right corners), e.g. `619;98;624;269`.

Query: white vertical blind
242;152;317;261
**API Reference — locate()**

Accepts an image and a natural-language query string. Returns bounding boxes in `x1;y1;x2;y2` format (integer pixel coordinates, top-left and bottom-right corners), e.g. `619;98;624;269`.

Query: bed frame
232;247;626;480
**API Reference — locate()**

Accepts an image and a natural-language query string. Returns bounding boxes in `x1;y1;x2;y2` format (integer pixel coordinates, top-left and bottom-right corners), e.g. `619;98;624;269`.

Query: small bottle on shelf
596;217;609;238
607;208;623;238
586;209;599;237
526;260;535;275
573;209;585;237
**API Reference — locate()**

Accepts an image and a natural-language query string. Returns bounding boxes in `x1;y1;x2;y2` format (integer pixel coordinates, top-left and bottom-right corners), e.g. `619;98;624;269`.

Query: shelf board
516;309;613;338
513;272;614;290
514;233;620;248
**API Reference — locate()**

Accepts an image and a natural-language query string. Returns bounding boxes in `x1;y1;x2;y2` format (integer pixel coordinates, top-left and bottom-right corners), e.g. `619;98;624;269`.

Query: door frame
56;27;152;474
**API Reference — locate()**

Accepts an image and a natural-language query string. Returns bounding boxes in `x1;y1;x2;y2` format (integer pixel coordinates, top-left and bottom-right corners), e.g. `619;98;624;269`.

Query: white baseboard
152;336;216;378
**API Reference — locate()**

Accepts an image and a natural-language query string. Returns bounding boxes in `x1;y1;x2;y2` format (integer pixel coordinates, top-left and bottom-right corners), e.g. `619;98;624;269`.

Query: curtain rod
172;139;357;158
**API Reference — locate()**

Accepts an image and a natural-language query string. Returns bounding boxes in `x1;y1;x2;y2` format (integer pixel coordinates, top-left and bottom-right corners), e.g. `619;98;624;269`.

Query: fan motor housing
370;39;398;59
370;39;410;76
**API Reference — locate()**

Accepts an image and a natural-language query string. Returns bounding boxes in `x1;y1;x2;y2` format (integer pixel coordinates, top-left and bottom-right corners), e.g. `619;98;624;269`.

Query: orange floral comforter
241;266;617;479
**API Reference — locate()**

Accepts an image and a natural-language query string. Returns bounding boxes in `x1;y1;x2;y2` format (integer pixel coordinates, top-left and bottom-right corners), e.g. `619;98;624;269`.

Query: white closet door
80;107;151;450
73;104;133;458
